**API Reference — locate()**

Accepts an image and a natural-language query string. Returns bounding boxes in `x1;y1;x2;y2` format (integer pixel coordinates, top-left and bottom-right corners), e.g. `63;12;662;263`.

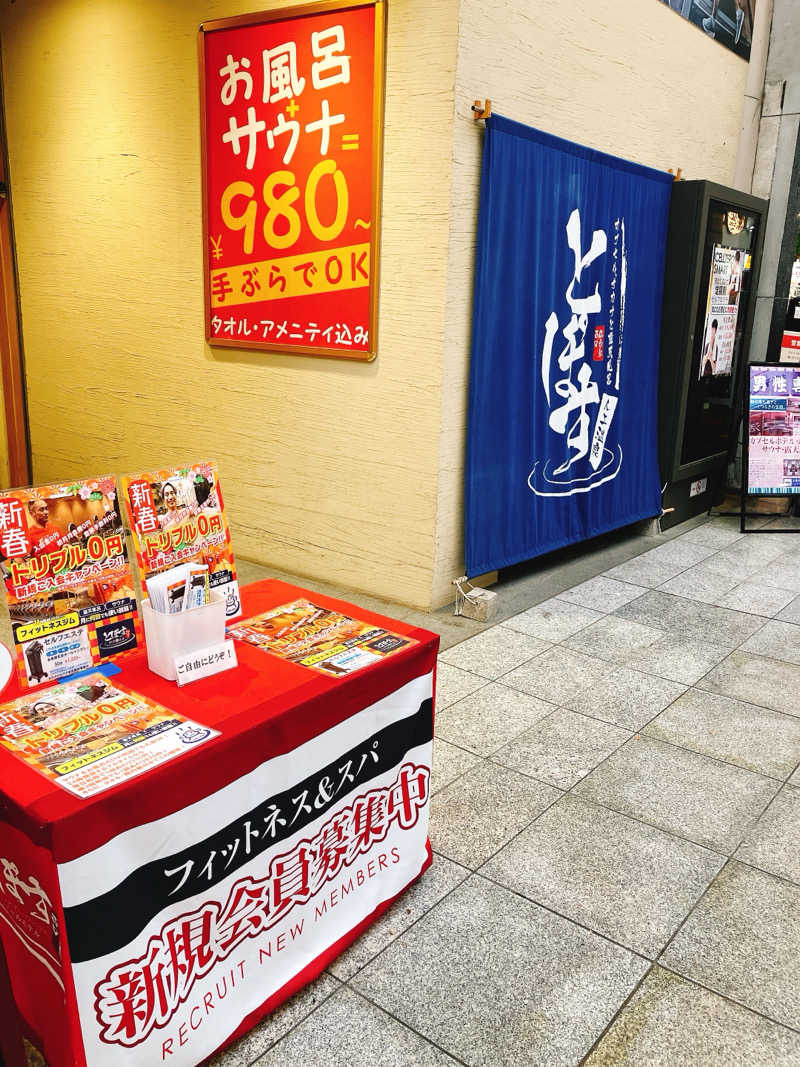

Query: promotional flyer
747;365;800;493
0;476;140;689
698;244;744;379
0;674;218;798
228;598;415;676
120;461;241;620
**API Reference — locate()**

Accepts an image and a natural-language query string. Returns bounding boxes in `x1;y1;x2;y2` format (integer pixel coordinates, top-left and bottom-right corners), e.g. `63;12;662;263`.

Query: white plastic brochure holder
142;590;227;681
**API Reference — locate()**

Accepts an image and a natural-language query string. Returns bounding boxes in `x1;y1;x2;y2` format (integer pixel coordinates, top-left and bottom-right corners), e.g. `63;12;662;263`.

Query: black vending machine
658;180;767;528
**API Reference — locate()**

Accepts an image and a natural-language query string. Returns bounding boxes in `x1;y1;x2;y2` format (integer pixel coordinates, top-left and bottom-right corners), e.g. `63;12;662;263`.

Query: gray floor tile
605;542;716;586
643;688;800;779
209;973;340;1066
252;987;458;1066
490;558;624;620
604;557;690;589
628;633;730;685
430;739;482;795
557;575;648;613
676;523;745;549
699;548;777;582
352;875;649;1067
438;626;550;680
735;786;800;885
777;594;800;625
482;795;724;958
717;580;798;618
711;536;788;568
749;557;800;595
435;661;486;709
411;610;489;653
767;527;800;542
564;667;687;731
561;615;665;664
573;535;664;575
434;681;555;755
430;761;560;868
574;737;779;853
662;861;800;1031
760;516;800;531
658;564;741;605
491;708;631;790
641;540;717;566
740;618;800;665
755;531;800;548
705;514;772;531
502;645;613;703
708;512;776;529
585;964;800;1066
328;854;469;980
699;650;800;718
613;589;764;649
501;597;603;642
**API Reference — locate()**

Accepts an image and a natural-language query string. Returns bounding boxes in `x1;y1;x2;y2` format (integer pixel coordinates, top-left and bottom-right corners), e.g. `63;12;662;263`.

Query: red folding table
0;579;437;1066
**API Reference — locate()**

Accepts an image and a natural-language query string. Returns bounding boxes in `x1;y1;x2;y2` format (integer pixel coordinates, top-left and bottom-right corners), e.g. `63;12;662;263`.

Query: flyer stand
740;362;800;533
141;590;228;681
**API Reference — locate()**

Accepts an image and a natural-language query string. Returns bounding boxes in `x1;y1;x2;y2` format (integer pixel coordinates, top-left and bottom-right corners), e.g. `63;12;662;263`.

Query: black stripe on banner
64;697;432;963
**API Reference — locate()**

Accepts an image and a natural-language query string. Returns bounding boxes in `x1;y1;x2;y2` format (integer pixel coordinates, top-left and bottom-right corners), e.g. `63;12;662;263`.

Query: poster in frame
199;0;386;361
741;362;800;534
658;0;756;62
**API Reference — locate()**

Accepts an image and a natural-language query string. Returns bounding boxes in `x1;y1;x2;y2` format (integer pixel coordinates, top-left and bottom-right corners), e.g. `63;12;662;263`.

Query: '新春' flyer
0;476;140;689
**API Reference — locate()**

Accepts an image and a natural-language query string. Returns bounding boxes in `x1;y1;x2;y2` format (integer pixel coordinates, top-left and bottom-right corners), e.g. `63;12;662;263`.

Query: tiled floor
213;512;800;1065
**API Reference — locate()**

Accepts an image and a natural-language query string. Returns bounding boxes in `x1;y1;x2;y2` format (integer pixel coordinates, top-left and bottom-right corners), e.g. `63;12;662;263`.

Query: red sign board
592;324;605;361
199;1;385;360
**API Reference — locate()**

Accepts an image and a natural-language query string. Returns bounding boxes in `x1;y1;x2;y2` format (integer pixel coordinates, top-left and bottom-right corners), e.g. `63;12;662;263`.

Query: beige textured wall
430;0;750;607
0;0;459;610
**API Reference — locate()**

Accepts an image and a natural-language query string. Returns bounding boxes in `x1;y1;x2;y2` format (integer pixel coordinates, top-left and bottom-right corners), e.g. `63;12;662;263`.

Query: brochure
0;476;140;690
146;563;210;615
227;598;415;677
120;461;240;619
0;673;218;798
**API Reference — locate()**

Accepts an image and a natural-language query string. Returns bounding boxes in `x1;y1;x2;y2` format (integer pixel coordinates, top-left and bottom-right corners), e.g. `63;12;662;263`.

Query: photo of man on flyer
26;498;61;558
727;250;743;305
